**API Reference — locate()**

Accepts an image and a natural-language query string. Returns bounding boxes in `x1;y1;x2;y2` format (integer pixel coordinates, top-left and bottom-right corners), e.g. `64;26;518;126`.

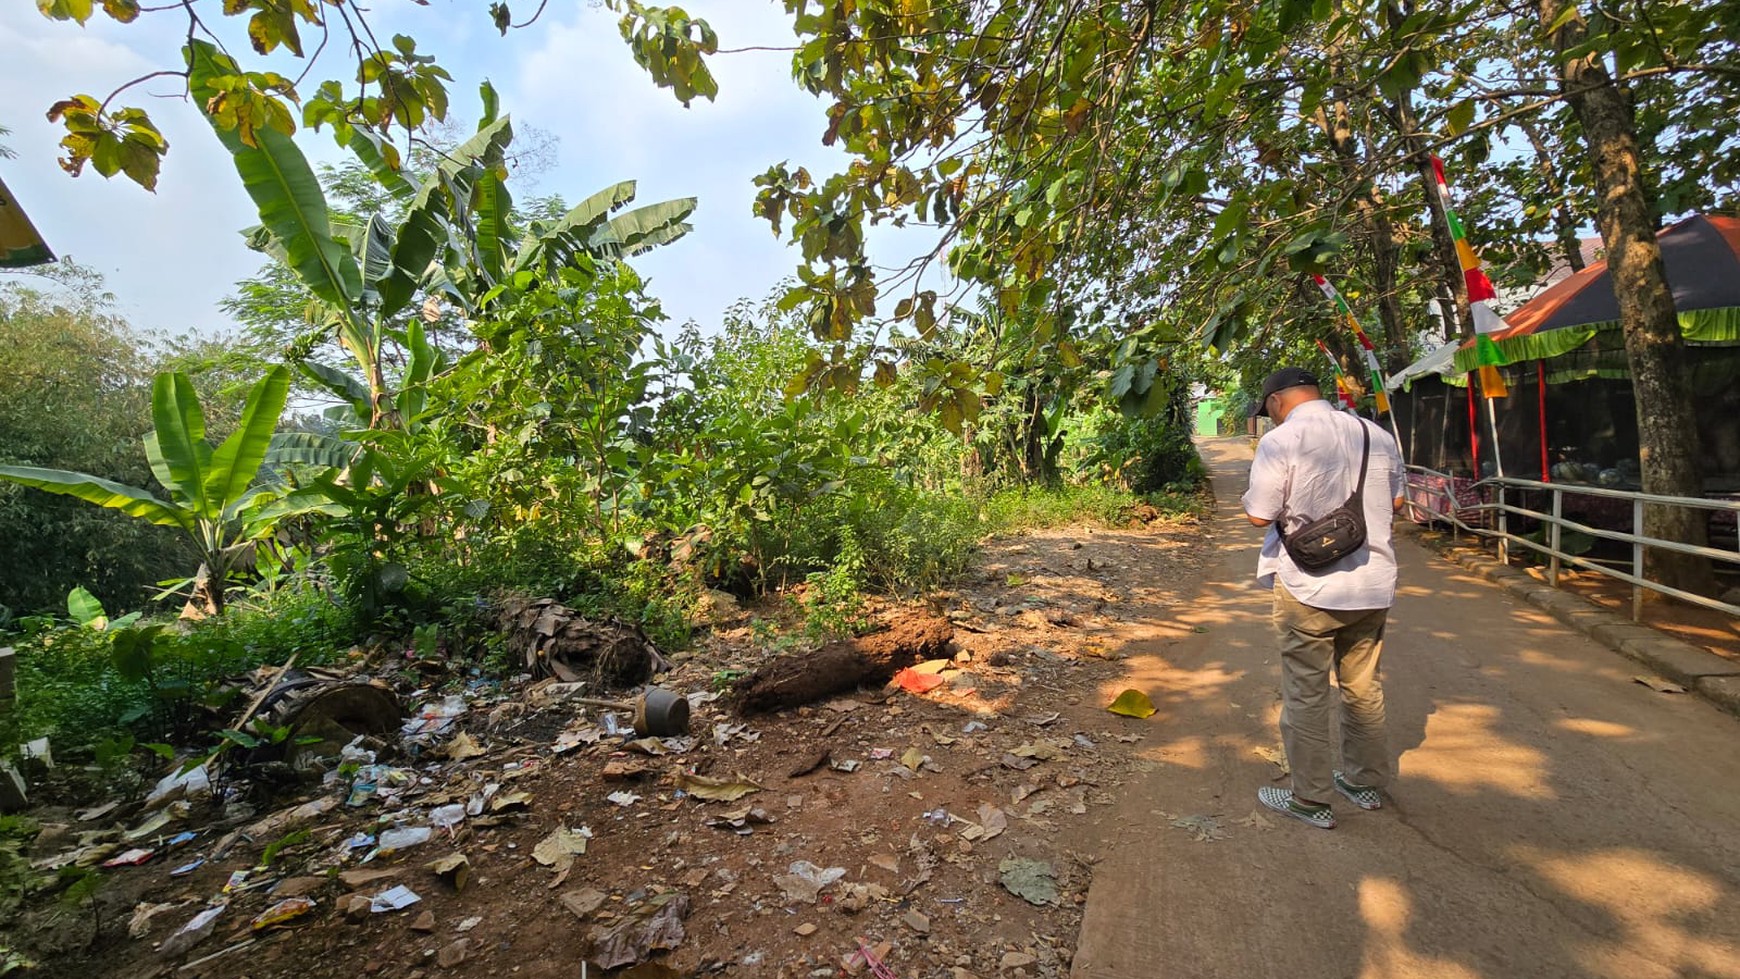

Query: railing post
1497;484;1509;565
1632;496;1645;622
1548;489;1562;587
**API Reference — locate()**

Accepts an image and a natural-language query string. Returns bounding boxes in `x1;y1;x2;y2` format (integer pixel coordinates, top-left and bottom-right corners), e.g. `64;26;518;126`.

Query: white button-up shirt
1241;399;1407;611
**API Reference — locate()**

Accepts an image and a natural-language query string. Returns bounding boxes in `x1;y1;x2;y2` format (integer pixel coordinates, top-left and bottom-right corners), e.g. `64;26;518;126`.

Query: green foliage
0;365;335;614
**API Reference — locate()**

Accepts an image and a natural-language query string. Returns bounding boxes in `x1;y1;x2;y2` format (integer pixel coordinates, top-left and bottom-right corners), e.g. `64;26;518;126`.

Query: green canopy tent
0;174;54;268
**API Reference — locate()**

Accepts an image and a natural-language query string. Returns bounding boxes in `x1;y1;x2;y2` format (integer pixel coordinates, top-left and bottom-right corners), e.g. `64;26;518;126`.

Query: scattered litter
369;884;422;913
773;861;846;904
830;759;861;773
343;832;376;850
1633;675;1688;694
159;906;223;958
921;807;951;827
1023;711;1061;727
250;897;316;930
145;765;209;810
998;858;1059;906
585;891;690;970
102;848;153;868
608;790;642;807
455;915;483;932
1073;734;1096;748
961;720;988;734
428;853;471;892
1107;689;1157;718
430;804;466;831
404;694;467;736
674;772;763;802
868;748;895;761
127;900;181;939
1171;814;1227;842
221;870;249;894
165;831;197;848
892;668;946;694
377;825;432;853
169;858;204;877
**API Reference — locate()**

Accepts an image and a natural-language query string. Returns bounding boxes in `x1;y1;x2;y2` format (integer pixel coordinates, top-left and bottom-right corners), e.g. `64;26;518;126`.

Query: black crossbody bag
1276;421;1371;572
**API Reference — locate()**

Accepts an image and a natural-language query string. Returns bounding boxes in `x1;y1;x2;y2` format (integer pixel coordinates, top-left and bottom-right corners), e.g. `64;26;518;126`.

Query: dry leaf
427;853;471;892
900;747;926;771
1633;675;1687;694
532;827;590;873
976;803;1008;840
1107;688;1157;718
675;772;764;802
443;732;486;761
1012;740;1064;761
1253;745;1289;778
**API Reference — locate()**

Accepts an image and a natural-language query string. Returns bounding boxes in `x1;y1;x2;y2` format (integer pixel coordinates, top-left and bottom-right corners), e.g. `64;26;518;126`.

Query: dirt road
1071;437;1740;979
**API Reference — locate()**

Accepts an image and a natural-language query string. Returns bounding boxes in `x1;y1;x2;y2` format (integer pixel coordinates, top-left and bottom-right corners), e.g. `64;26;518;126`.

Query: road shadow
1070;436;1740;979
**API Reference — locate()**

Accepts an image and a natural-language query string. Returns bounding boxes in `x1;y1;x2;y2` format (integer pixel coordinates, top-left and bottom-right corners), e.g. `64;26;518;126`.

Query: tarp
1386;341;1459;392
1453;214;1740;373
0;174;55;268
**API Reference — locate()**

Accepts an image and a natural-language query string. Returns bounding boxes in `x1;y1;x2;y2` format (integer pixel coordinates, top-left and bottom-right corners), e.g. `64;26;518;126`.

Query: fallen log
732;613;954;714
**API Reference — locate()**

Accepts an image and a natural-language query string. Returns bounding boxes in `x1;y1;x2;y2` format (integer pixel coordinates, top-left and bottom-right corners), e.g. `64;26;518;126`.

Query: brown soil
16;513;1208;979
1549;571;1740;661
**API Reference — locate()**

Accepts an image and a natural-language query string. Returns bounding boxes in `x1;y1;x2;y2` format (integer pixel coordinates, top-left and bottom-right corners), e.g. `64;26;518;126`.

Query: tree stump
498;596;670;686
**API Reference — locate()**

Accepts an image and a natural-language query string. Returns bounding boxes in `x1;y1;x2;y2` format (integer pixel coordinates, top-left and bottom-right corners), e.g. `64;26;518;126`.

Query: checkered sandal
1333;771;1383;811
1257;786;1335;829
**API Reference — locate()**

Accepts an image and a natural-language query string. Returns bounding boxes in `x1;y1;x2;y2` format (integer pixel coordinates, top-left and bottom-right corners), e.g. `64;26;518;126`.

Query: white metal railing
1403;465;1740;621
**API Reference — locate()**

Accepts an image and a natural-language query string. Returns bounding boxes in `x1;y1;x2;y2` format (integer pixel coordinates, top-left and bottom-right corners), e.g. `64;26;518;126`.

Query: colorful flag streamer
1310;274;1393;414
1314;339;1359;410
1429;155;1508;397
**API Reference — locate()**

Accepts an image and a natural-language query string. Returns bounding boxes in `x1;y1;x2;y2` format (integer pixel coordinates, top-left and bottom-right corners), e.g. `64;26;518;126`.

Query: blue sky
0;1;940;338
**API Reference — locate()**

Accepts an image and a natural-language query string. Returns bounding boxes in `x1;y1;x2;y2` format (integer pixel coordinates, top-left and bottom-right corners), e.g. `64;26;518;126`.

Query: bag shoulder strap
1349;418;1371;503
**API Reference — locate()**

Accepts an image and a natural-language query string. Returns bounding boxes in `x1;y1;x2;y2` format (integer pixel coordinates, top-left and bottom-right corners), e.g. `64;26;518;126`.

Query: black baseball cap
1251;367;1321;417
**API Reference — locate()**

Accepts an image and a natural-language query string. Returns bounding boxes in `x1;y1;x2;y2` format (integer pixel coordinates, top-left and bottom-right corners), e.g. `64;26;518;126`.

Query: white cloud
0;0;948;342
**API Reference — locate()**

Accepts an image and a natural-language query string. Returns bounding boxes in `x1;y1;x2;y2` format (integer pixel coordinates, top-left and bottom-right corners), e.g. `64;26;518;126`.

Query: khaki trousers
1272;583;1391;805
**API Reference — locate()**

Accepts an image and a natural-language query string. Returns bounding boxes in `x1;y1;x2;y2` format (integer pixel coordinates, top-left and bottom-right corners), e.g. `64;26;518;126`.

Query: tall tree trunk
1540;0;1714;598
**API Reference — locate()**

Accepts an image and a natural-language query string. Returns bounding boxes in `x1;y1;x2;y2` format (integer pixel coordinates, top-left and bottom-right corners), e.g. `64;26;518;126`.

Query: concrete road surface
1072;437;1740;979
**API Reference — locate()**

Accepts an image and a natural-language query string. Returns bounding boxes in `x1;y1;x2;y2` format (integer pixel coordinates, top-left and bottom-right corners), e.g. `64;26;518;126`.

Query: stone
340;893;373;922
411;909;436;933
1000;951;1037;970
793;922;817;936
436;939;469;969
903;910;930;934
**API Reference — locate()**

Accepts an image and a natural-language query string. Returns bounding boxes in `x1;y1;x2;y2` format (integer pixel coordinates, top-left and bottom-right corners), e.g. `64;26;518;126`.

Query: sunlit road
1072;437;1740;979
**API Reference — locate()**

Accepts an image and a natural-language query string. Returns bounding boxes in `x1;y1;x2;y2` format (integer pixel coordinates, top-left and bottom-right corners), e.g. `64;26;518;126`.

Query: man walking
1241;368;1406;829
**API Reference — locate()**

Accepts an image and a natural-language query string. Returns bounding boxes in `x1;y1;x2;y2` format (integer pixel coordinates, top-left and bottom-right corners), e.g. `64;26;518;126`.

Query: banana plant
0;366;336;615
187;39;694;428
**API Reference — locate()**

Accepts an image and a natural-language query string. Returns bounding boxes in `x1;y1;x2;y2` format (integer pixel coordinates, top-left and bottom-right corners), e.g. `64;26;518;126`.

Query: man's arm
1241;437;1286;528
